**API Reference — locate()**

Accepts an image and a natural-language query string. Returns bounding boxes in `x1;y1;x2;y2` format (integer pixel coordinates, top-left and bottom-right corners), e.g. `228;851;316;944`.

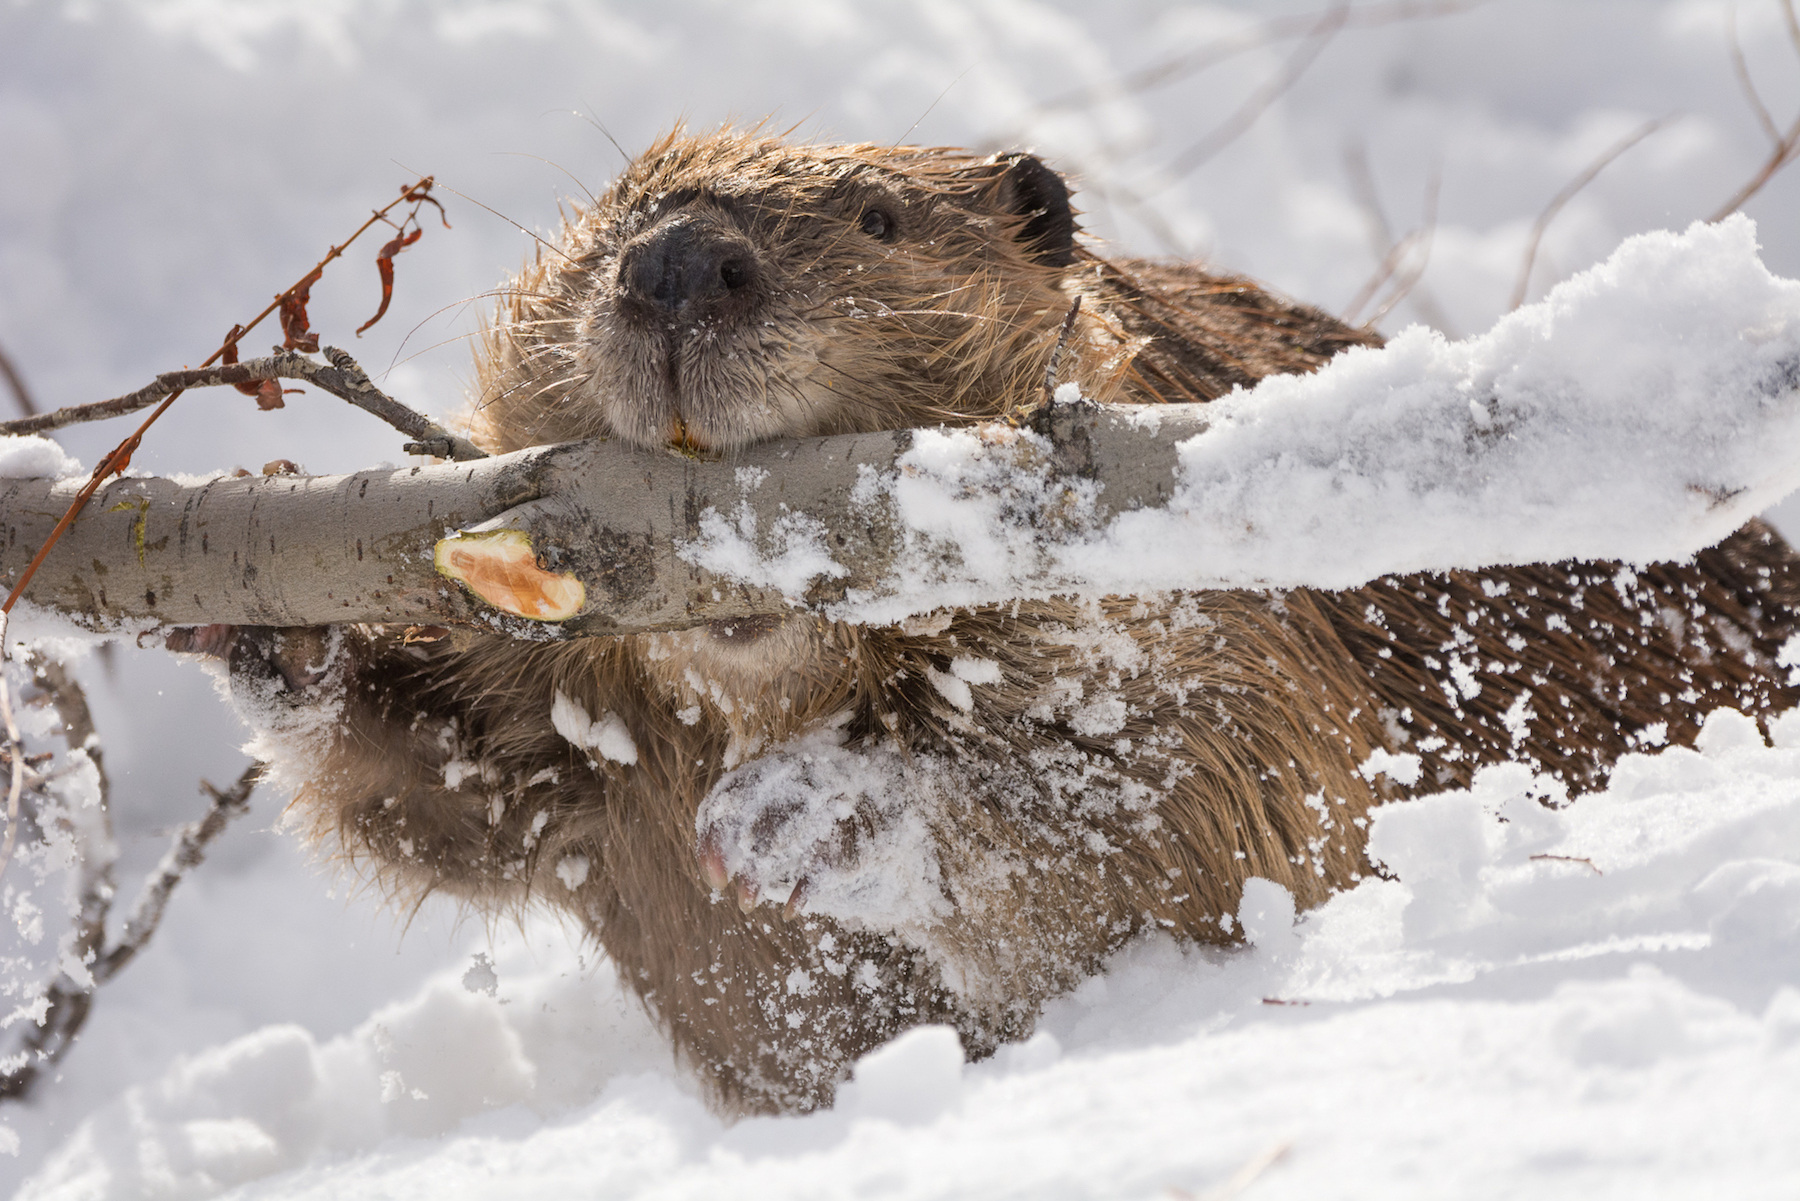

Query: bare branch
1165;1;1353;182
1342;146;1455;332
98;764;260;983
0;348;484;461
1710;118;1800;222
1344;230;1421;325
0;758;258;1102
0;654;113;1101
0;616;27;890
1727;1;1783;147
1364;170;1441;327
3;354;1797;642
1511;117;1667;311
0;176;445;649
0;341;36;418
1710;0;1800;221
1034;0;1485;114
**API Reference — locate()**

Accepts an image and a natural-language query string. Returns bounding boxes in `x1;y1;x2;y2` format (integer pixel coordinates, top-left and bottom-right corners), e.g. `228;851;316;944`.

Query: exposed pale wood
0;401;1207;637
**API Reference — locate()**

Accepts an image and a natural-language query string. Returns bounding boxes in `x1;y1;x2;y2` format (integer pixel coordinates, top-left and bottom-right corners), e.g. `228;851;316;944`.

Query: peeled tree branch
0;402;1208;638
3;219;1800;640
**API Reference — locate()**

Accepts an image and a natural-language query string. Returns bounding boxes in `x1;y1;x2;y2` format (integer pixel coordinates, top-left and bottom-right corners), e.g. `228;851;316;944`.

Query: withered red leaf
221;326;266;399
356;226;422;336
280;266;324;353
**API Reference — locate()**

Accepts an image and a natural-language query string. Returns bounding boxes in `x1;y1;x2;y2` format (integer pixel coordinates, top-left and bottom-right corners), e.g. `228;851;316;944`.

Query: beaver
202;128;1800;1114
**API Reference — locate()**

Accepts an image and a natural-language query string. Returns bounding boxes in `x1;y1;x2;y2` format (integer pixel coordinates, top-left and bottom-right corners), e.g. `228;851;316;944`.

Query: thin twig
1036;0;1485;114
1710;0;1800;219
1342;145;1454;332
0;341;36;417
1727;1;1783;146
1042;296;1084;405
0;652;111;1101
0;177;440;625
1364;170;1441;327
1529;853;1602;874
1711;118;1800;219
1;761;261;1101
100;765;261;981
1510;117;1666;311
0;349;485;461
1344;230;1422;325
1164;1;1354;182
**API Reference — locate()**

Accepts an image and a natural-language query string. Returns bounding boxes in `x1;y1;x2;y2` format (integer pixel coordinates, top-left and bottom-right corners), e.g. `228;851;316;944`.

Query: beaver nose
620;219;759;317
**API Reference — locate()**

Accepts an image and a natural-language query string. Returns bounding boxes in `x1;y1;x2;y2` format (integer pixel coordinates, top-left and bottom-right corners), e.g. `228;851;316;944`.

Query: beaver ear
989;152;1077;268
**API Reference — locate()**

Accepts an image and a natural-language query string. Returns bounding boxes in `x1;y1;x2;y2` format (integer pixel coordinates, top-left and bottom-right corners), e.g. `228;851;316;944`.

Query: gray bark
0;400;1212;639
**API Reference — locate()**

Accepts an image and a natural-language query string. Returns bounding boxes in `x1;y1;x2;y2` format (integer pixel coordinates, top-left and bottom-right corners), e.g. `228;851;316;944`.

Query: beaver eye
860;208;896;241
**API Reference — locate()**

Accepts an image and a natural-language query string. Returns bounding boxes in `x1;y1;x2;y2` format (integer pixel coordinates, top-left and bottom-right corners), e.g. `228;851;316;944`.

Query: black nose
620;218;759;317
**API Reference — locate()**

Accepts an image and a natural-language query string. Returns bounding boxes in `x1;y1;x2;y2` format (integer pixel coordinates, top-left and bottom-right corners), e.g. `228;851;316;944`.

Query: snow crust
17;708;1800;1199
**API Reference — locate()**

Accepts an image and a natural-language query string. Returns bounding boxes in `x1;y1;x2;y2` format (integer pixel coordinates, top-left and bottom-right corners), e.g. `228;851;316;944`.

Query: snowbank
16;708;1799;1200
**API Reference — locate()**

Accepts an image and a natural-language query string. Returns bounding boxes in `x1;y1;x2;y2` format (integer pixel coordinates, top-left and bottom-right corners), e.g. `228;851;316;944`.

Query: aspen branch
0;403;1216;639
0;379;1796;643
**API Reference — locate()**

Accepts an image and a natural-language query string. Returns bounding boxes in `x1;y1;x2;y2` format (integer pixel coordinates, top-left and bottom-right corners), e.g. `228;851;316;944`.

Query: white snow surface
549;690;639;766
7;1;1800;1197
16;708;1800;1200
0;436;80;482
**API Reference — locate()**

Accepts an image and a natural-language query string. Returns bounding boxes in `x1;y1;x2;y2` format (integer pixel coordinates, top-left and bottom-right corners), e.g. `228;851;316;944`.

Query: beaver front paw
694;737;953;929
167;624;342;713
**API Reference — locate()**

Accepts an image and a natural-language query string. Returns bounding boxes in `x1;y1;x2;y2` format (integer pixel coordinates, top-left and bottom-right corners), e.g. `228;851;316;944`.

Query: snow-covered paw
695;737;951;929
170;624;344;720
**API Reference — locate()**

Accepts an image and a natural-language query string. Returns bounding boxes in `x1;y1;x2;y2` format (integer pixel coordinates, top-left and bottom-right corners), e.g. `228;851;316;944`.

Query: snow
4;0;1800;1197
549;690;638;766
16;716;1800;1199
801;219;1800;623
679;502;848;605
697;728;956;942
0;437;79;482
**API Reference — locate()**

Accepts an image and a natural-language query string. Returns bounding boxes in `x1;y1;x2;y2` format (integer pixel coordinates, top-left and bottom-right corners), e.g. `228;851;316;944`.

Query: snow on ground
3;1;1800;1197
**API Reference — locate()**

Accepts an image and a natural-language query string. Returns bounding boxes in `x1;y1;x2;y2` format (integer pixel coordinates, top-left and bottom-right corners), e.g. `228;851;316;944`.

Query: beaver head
471;129;1128;454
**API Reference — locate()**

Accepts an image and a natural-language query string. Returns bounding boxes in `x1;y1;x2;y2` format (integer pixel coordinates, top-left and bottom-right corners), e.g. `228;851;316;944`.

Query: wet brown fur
246;129;1800;1114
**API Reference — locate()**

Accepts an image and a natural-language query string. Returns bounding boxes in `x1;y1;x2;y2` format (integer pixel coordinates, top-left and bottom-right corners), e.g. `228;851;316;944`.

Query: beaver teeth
668;414;711;453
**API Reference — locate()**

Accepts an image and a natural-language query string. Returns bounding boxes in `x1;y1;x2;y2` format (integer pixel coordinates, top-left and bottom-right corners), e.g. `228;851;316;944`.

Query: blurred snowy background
1;0;1799;1196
